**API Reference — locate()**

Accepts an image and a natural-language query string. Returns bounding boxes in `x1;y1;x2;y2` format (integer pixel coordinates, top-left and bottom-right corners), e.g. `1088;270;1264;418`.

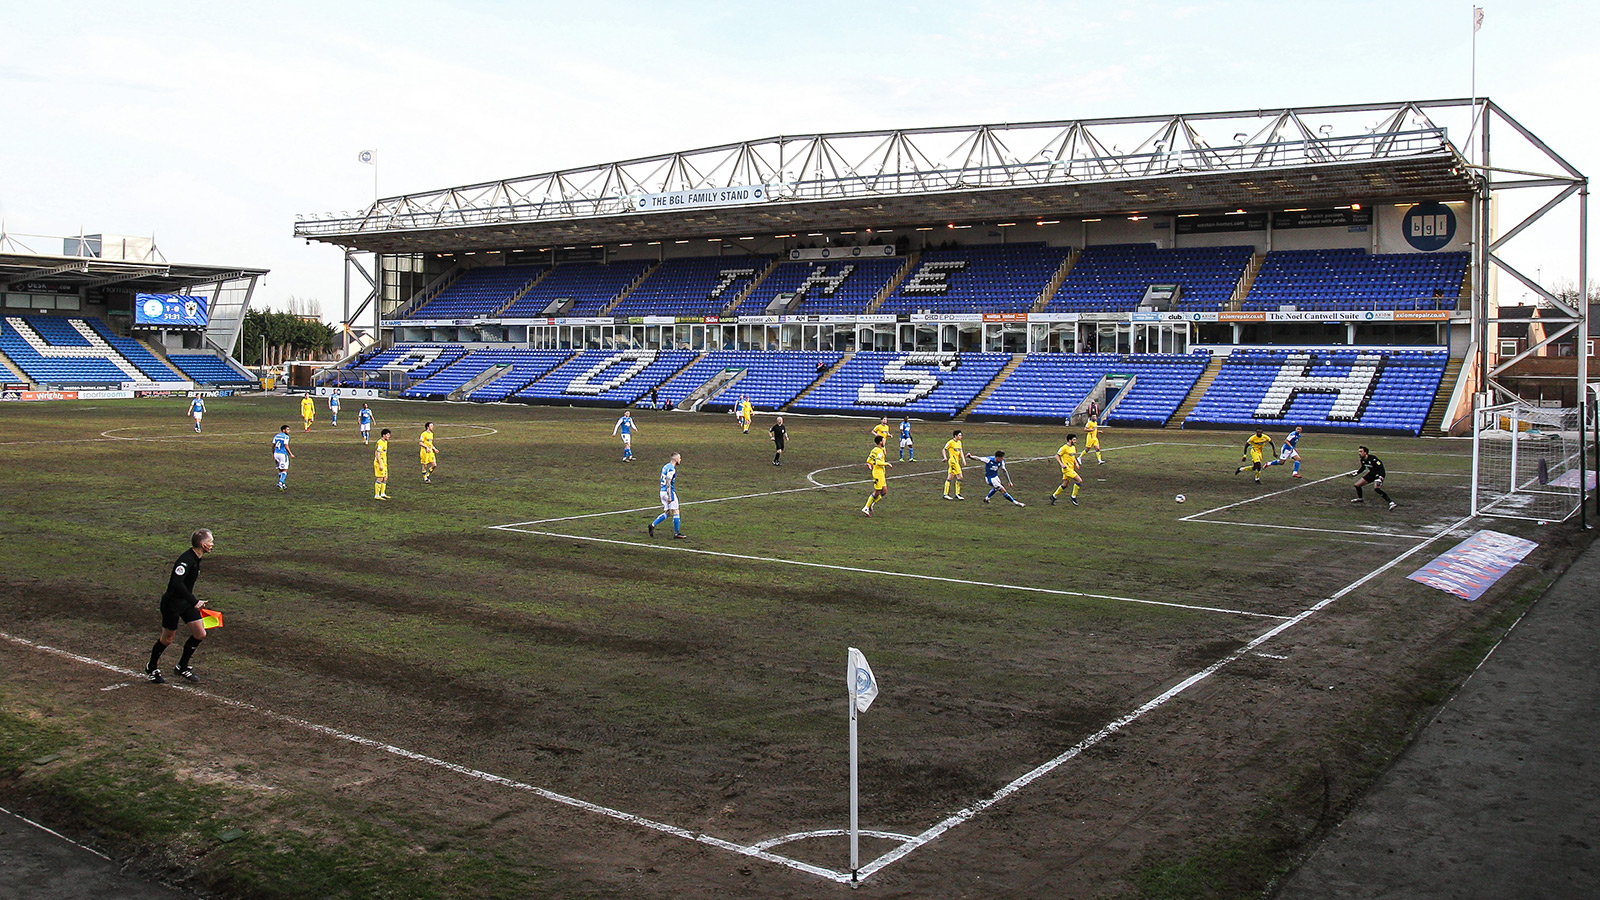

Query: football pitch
0;396;1586;899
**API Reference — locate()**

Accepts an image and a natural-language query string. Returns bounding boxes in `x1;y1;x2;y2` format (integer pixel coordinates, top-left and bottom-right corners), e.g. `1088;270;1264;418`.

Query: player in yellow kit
1234;429;1276;484
738;396;753;434
300;395;315;431
942;429;967;500
372;428;391;500
419;422;439;483
1082;418;1106;465
1050;435;1084;507
872;416;891;448
861;435;893;516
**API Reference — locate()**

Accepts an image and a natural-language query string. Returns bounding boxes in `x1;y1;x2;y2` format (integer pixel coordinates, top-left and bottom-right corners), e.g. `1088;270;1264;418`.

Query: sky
2;1;1595;319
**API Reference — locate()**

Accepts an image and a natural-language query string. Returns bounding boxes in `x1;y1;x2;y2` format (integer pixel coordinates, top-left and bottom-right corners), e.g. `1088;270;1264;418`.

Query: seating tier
0;316;150;384
169;354;255;385
514;349;698;405
502;261;657;318
734;257;905;316
1242;250;1469;311
791;351;1011;418
877;243;1071;314
969;353;1211;425
1046;244;1254;312
610;256;773;317
654;350;843;410
410;265;549;319
1184;348;1447;435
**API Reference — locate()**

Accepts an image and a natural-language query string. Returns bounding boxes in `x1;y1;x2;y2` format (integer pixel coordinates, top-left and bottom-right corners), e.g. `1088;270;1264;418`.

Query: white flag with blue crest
848;647;878;713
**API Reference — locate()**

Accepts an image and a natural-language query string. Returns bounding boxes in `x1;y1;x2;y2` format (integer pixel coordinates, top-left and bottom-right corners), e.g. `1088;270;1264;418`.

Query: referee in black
144;529;215;683
1350;446;1396;510
769;416;787;465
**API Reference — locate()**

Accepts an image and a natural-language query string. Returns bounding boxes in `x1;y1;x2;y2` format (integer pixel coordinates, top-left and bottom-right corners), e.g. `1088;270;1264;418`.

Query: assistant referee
144;529;214;684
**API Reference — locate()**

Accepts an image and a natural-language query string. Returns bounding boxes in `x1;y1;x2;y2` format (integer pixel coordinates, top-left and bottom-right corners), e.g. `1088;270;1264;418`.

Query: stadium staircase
449;364;511;401
492;266;554;316
721;257;781;316
1422;356;1465;434
596;263;658;316
1032;249;1078;312
0;349;27;384
956;353;1025;419
863;253;918;314
783;350;854;409
1229;254;1265;308
1167;355;1224;428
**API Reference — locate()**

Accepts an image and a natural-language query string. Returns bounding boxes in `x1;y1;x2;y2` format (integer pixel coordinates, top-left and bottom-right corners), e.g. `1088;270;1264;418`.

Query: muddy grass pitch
0;396;1587;899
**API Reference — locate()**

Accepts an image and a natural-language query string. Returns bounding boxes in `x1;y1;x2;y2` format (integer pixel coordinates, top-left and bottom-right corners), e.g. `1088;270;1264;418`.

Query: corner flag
848;647;878;713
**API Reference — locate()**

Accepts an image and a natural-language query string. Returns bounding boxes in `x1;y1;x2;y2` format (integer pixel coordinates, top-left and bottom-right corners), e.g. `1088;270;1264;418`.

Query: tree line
238;309;336;366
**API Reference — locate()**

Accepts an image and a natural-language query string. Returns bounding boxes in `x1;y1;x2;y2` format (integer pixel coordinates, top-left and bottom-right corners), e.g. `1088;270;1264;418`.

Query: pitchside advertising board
135;293;210;328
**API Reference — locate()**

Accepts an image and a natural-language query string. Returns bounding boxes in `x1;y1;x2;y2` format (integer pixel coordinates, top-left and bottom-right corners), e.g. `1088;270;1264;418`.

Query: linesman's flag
848;647;878;713
200;609;224;629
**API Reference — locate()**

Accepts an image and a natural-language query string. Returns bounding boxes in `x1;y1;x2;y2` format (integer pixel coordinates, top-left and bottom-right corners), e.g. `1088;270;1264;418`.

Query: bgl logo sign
1402;201;1456;252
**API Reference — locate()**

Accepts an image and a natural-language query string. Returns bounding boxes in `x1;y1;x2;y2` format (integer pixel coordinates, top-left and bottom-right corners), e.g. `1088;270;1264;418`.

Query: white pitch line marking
0;803;113;861
489;527;1287;620
752;828;917;852
853;512;1480;880
0;630;855;885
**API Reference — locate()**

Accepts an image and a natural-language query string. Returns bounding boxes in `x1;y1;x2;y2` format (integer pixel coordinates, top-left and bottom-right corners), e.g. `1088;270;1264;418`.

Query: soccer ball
1175;494;1187;503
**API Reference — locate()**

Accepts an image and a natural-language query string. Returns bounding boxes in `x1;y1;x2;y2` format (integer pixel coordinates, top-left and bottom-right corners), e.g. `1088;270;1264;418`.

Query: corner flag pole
848;648;860;881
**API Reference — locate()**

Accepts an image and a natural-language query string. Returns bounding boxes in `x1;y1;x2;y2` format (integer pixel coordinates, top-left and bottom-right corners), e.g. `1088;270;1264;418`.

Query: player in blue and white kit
271;425;295;491
649;452;685;539
188;396;205;433
358;404;373;444
972;450;1025;507
1266;425;1304;478
613;411;638;461
328;391;341;427
898;417;915;461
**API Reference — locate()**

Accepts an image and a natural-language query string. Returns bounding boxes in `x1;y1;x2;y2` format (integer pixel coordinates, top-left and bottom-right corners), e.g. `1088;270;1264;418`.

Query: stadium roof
295;99;1488;254
0;251;266;294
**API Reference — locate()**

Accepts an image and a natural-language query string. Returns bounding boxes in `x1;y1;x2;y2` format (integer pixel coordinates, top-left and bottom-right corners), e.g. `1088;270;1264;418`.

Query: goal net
1471;401;1589;522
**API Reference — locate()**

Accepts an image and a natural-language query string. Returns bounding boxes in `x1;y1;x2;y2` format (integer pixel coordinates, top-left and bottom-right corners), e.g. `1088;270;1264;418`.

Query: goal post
1471;400;1590;522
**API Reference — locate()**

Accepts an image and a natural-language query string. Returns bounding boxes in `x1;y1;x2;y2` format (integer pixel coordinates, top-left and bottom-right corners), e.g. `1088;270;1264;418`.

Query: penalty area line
0;630;854;885
490;527;1288;620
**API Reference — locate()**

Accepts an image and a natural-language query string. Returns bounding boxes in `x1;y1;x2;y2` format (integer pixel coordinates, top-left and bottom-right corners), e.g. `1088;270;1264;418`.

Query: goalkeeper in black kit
1349;446;1396;510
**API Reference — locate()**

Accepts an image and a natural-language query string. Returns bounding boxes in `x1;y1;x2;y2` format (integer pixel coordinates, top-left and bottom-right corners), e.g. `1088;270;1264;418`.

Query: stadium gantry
287;98;1585;438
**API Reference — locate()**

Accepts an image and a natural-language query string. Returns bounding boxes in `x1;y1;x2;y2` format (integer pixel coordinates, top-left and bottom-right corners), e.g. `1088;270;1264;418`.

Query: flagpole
1467;7;1484;163
848;648;860;881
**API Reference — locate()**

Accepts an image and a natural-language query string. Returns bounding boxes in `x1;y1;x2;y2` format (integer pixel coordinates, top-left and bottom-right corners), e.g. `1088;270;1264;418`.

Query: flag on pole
1473;7;1484;31
848;647;878;713
358;149;375;165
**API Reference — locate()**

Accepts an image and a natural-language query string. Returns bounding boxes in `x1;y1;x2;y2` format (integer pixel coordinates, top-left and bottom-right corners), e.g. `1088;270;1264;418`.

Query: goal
1471;401;1590;522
